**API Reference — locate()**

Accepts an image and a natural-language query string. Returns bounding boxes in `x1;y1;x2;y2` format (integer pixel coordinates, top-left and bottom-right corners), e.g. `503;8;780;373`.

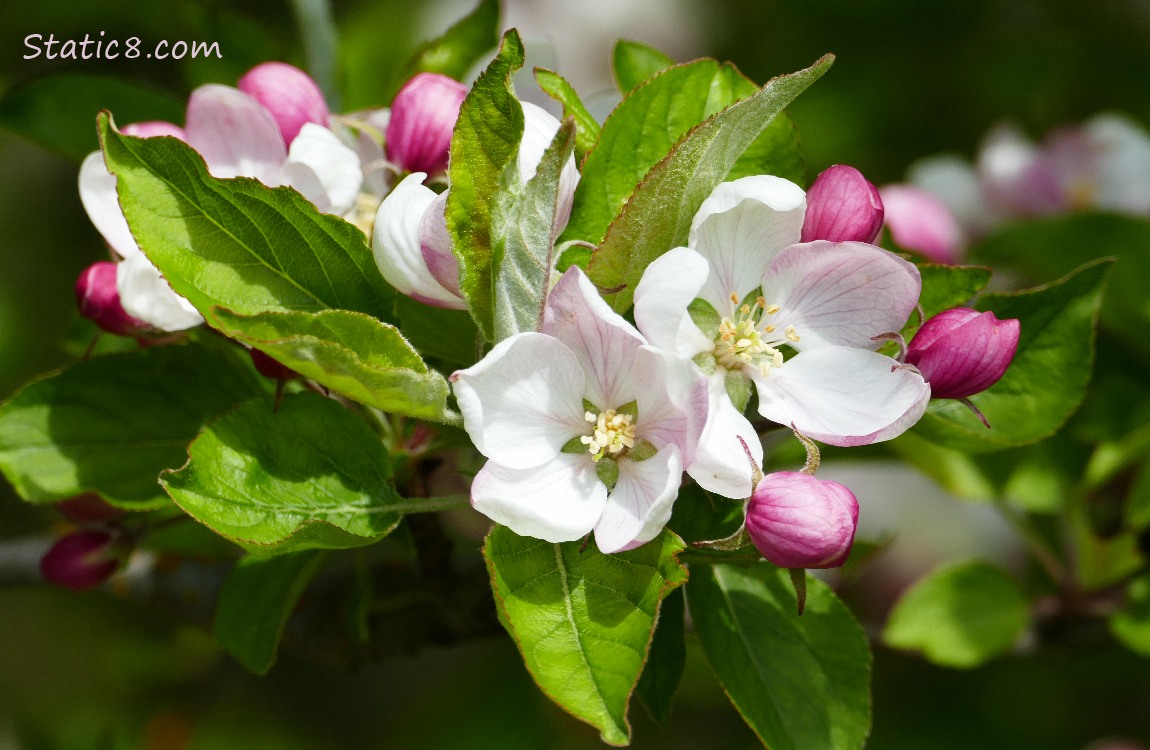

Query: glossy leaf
883;560;1030;668
635;586;686;726
612;40;674;94
98;114;394;322
484;526;688;746
0;343;265;508
400;0;500;82
902;263;994;338
586;55;833;311
211;308;458;425
163;393;422;554
536;68;601;160
214;551;327;674
687;562;871;750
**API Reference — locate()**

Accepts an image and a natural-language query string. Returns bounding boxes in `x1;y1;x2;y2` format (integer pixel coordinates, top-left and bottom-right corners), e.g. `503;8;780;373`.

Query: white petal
184;84;286;184
451;332;589;470
687;371;764;499
633;346;708;466
755;346;930;446
541;268;646;409
116;252;203;332
690;176;806;312
633;246;714;357
372;173;465;308
762;241;921;350
79;151;140;259
594;445;683;554
519;101;579;234
285;123;363;216
472;455;607;543
907;154;996;236
1085;113;1150;214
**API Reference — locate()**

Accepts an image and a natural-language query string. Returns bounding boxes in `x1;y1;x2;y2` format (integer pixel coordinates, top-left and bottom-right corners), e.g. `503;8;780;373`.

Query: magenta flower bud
801;165;885;243
75;261;149;337
56;493;124;526
878;184;965;264
906;308;1020;399
40;530;121;591
238;62;330;146
122;121;186;140
386;72;468;176
745;472;859;569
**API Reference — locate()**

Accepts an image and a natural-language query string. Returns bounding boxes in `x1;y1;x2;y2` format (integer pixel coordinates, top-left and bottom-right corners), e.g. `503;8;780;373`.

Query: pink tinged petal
754;346;930;447
977;123;1066;217
386;72;467;176
284;123;363;216
632;346;708;466
687;371;764;499
801;164;884;244
79;151;140;259
40;530;121;591
121;121;186;140
594;444;683;554
238;61;330;146
372;173;466;308
184;84;287;184
745;471;858;569
518;101;579;235
419;190;462;297
762;241;921;350
450;332;589;469
75;261;148;337
906;308;1020;399
633;246;714;357
690;176;807;311
471;454;608;543
541;267;646;409
345;107;391;197
115;252;204;332
879;185;965;264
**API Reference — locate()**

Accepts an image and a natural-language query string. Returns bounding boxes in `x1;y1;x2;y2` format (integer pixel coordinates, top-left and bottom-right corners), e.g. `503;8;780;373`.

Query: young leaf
400;0;500;82
0;343;265;509
163;393;424;554
586;55;833;311
492;118;577;341
912;258;1112;452
612;39;675;94
214;550;327;674
535;68;601;160
446;30;526;341
635;585;686;726
97;113;394;322
211;307;458;425
883;560;1030;669
687;563;871;750
484;526;688;746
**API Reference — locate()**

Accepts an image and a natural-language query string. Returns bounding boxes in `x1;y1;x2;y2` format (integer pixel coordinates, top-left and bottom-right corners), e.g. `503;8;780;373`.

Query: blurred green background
3;0;1150;747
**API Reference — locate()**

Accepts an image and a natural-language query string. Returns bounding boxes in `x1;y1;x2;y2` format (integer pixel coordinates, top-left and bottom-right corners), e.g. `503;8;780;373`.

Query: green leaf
163;393;422;554
612;40;675;94
484;526;688;746
1110;575;1150;656
883;560;1030;669
635;586;686;726
211;308;458;425
586;55;833;311
97;114;394;322
535;68;601;161
912;259;1112;453
687;563;871;750
394;295;480;368
213;551;327;674
400;0;500;82
902;263;994;339
0;343;265;509
446;30;526;341
0;73;183;161
492;119;577;341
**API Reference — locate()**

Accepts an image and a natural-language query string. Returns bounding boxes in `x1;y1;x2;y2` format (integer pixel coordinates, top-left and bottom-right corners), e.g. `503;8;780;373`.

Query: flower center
713;293;800;377
579;409;637;462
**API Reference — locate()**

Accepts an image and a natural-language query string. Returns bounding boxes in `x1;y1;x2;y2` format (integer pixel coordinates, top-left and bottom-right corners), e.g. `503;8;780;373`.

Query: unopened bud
238;62;330;146
56;493;124;526
75;261;149;337
744;471;859;569
40;530;122;591
801;165;884;244
386;72;468;176
878;184;965;264
122;121;186;140
906;307;1020;399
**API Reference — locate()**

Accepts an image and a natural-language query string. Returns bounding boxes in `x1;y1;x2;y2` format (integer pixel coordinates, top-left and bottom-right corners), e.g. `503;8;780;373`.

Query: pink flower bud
745;472;859;569
122;121;186;140
878;184;965;264
40;530;121;590
56;493;124;526
906;308;1020;399
75;261;149;337
238;62;330;146
249;348;297;381
386;72;468;176
801;165;885;243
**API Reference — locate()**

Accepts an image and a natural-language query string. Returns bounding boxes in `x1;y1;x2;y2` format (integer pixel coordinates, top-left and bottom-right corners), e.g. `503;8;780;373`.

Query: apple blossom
906;307;1020;399
386;72;469;176
801;164;884;244
237;61;331;146
75;260;148;337
450;268;708;553
879;184;965;264
745;471;859;569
